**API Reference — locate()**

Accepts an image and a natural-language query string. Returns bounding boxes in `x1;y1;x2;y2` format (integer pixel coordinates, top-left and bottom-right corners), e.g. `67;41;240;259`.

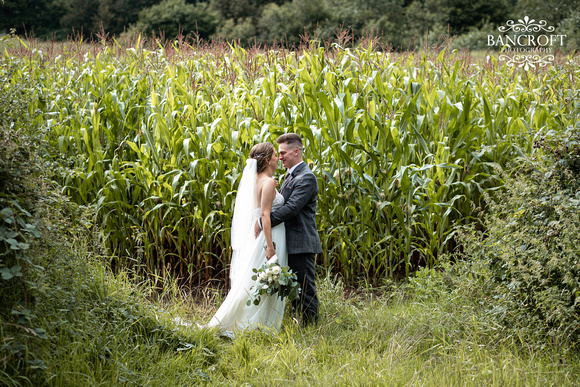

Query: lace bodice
253;190;284;219
272;190;285;210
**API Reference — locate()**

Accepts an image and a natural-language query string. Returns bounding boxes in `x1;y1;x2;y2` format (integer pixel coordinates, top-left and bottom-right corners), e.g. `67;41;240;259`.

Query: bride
206;142;288;332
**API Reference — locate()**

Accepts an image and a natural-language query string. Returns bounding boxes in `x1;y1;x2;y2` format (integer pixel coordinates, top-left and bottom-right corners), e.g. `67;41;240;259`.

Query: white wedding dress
207;188;288;333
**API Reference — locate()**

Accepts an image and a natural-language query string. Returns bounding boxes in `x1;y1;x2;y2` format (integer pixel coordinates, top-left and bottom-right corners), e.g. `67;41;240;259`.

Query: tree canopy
1;0;578;49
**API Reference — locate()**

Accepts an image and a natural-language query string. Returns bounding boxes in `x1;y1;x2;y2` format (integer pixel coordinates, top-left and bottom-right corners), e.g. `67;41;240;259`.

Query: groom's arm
270;173;317;228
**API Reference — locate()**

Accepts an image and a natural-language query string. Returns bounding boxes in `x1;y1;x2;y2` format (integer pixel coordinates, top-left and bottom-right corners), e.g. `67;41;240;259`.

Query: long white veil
229;158;258;283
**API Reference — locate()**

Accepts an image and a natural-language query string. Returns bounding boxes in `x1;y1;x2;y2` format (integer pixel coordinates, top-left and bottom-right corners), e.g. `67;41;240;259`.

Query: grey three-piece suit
271;161;321;323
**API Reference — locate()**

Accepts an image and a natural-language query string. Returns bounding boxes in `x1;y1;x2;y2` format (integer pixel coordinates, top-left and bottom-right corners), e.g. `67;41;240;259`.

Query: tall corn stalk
5;38;578;285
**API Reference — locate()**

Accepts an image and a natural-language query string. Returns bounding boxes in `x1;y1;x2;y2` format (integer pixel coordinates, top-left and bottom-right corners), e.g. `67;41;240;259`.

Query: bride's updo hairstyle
249;142;275;173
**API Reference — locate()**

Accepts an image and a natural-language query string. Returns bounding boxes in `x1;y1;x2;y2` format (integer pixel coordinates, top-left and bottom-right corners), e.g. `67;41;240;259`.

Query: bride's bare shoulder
257;176;277;190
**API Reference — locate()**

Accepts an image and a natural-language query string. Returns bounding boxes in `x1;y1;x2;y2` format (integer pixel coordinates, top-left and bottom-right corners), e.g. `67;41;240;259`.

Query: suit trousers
288;252;319;324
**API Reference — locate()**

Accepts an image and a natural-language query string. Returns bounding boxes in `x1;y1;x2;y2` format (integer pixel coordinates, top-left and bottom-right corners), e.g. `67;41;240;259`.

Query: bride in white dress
207;142;288;332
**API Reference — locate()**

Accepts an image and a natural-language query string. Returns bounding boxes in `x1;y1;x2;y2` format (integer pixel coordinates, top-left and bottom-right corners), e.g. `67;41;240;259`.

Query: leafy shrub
555;11;580;52
406;119;580;348
534;127;580;192
451;22;498;50
455;125;580;347
0;57;49;380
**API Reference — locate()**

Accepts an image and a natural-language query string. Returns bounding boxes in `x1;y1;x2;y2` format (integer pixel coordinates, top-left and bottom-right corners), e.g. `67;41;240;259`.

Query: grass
188;273;579;386
20;257;579;386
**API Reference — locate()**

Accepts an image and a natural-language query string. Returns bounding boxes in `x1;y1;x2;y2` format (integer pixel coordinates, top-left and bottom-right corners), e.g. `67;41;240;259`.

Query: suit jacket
271;162;322;255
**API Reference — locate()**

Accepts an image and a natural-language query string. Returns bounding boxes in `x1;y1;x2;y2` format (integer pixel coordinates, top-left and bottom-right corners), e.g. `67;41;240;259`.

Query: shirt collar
287;161;304;176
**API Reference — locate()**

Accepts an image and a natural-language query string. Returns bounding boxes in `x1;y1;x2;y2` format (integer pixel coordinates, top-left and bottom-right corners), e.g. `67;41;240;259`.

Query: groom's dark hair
276;133;303;151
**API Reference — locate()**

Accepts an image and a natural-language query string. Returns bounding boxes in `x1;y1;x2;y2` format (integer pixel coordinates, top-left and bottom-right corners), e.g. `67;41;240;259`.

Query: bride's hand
265;246;276;259
254;220;261;238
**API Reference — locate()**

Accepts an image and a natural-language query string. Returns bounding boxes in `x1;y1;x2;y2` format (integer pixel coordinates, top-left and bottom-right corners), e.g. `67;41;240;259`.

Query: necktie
281;171;293;193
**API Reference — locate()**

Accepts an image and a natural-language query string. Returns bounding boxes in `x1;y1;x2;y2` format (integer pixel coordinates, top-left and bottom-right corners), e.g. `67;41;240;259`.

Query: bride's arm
259;178;277;259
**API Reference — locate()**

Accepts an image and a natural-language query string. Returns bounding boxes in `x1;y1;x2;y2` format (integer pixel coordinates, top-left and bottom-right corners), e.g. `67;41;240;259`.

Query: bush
452;22;498;50
558;11;580;52
407;122;580;348
0;56;49;380
214;17;257;43
456;125;580;347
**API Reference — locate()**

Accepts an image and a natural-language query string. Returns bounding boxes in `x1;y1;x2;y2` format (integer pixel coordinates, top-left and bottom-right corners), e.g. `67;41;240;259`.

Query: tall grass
167;272;580;386
3;35;579;284
8;236;580;386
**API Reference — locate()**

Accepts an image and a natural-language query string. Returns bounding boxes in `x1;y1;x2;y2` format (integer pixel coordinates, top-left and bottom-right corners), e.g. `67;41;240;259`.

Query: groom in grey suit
257;133;321;325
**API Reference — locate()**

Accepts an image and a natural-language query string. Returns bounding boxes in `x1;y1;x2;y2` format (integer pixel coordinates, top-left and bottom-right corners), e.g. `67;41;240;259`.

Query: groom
256;133;321;325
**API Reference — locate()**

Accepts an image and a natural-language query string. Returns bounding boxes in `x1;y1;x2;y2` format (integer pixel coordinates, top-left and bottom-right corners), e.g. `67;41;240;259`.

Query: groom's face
278;143;300;169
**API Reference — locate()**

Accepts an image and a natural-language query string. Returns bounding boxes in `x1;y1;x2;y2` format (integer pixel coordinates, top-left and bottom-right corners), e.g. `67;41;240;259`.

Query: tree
59;0;100;36
0;0;69;38
137;0;221;39
513;0;579;26
210;0;255;22
257;2;303;45
363;0;409;48
558;10;580;51
447;0;510;35
95;0;163;36
388;0;450;49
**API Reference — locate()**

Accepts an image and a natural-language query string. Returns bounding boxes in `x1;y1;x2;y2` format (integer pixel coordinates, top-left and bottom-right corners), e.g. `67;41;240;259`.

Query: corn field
3;37;578;285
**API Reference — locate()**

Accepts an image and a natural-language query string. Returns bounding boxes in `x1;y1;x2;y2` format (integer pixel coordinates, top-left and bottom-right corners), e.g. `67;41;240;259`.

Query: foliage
59;0;101;38
3;0;580;50
3;37;578;285
213;17;257;44
256;2;303;46
0;0;69;39
451;22;499;50
1;196;221;385
247;261;300;306
514;0;580;28
0;55;219;385
559;11;580;52
210;0;262;22
447;0;510;35
136;0;221;40
0;45;48;379
454;120;580;346
93;0;163;36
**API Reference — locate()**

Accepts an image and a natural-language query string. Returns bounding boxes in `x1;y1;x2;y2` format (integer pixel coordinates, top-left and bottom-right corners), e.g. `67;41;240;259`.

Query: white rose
272;266;281;275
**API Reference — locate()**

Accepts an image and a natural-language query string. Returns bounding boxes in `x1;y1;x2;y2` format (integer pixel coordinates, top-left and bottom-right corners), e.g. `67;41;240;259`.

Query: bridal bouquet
246;256;301;306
